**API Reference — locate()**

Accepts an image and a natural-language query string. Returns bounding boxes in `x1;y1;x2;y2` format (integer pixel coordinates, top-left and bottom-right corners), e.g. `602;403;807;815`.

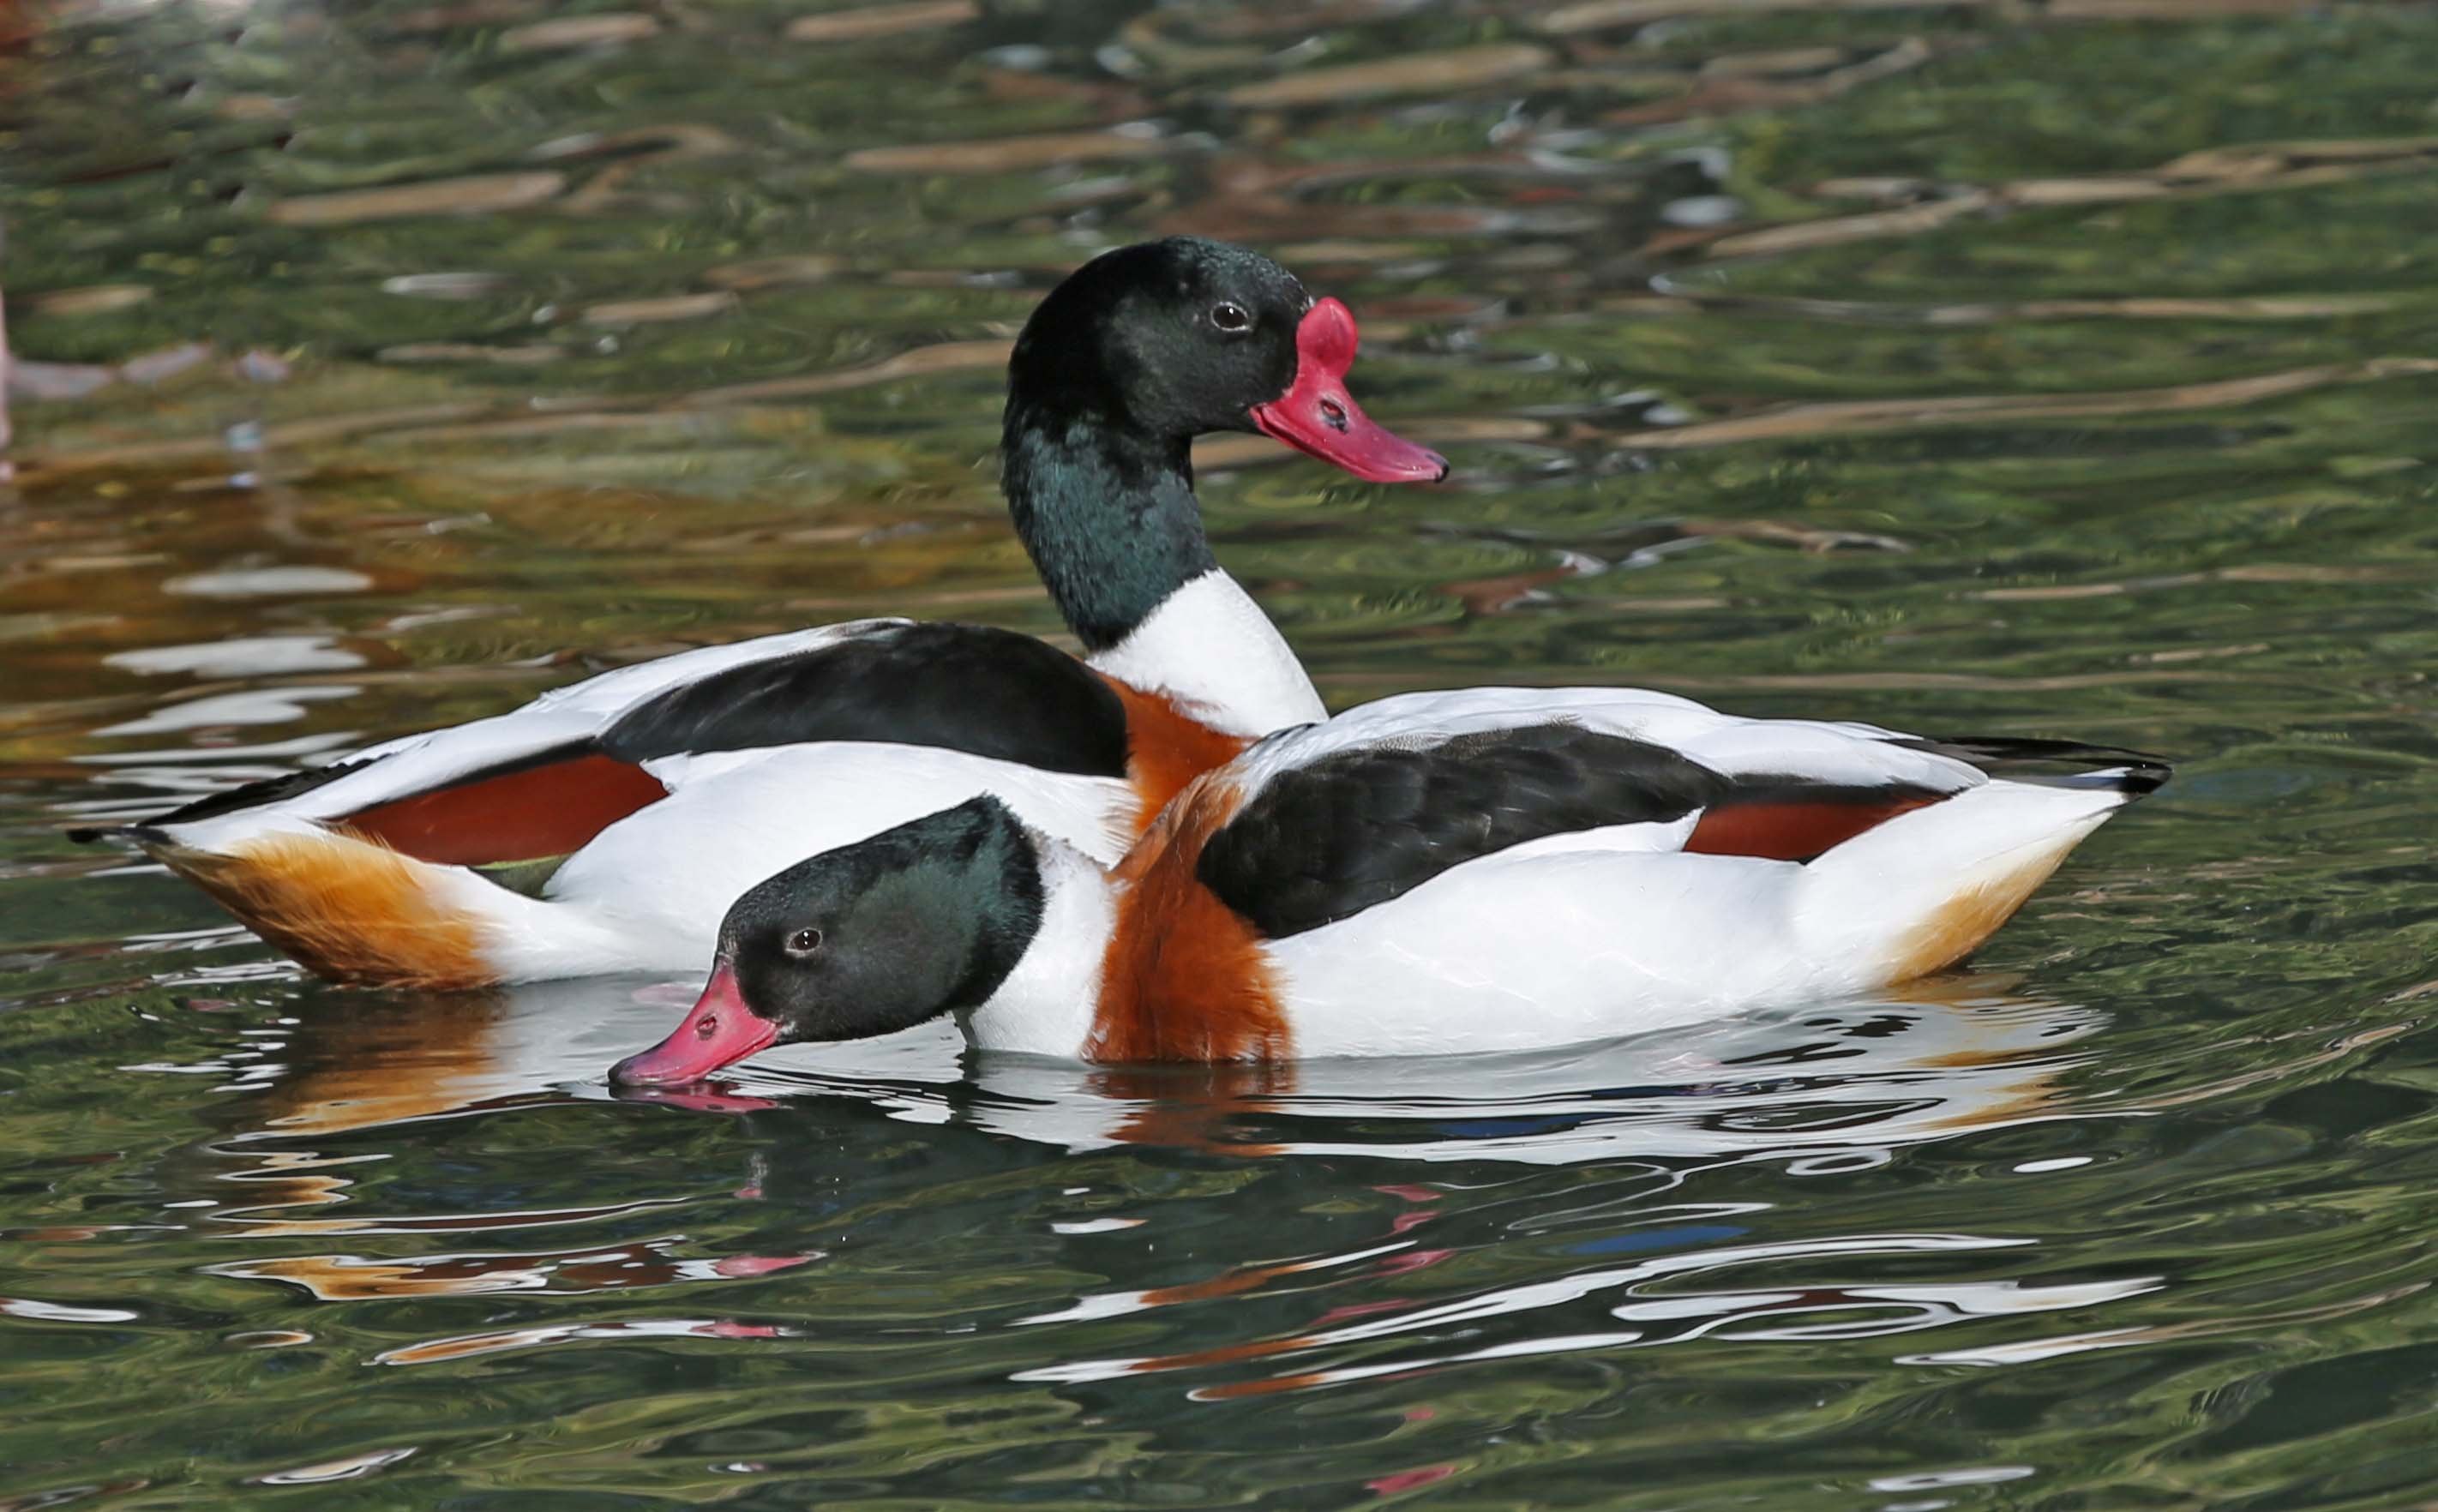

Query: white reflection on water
249;1447;419;1486
1021;1248;2165;1395
162;566;374;598
93;686;361;736
728;980;2106;1167
371;1317;790;1368
105;635;367;677
76;731;362;765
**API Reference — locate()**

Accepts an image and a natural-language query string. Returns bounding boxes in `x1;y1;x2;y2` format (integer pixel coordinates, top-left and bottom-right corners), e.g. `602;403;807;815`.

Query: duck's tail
1798;740;2168;986
117;822;526;991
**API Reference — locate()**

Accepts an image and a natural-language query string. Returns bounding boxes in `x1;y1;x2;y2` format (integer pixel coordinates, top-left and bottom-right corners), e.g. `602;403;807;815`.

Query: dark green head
1006;235;1315;442
609;798;1043;1086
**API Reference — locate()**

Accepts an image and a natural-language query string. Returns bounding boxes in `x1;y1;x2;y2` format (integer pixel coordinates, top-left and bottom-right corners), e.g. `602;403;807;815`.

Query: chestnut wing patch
338;752;671;867
601;621;1131;776
1682;778;1947;862
1679;737;2171;863
1195;723;1732;939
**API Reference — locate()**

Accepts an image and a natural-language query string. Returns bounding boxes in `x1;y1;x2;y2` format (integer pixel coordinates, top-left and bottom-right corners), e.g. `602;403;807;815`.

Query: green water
6;0;2438;1506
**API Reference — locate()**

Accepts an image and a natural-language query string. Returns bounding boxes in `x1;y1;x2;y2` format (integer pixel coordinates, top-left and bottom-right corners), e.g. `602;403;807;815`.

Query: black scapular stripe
1896;735;2172;795
601;621;1130;775
1197;723;1733;939
70;622;1132;844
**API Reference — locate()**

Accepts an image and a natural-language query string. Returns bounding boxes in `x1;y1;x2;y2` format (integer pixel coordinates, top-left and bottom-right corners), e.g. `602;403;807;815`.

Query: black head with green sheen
608;798;1042;1086
1006;234;1445;481
1000;237;1447;649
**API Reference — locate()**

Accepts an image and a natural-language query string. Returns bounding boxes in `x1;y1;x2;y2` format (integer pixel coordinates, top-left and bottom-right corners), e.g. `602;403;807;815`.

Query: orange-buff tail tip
1883;837;2082;985
146;830;501;992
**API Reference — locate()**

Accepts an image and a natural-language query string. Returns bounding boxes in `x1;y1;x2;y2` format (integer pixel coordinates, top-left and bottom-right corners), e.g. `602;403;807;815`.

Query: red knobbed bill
610;963;781;1086
1250;297;1449;483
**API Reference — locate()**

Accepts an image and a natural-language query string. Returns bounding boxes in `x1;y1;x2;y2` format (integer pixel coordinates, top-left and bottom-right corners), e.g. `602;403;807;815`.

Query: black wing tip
64;823;172;848
130;760;365;831
1904;735;2174;797
2108;757;2175;797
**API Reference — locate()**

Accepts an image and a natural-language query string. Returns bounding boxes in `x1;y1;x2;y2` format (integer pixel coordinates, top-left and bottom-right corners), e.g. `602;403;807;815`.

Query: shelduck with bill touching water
611;686;2170;1077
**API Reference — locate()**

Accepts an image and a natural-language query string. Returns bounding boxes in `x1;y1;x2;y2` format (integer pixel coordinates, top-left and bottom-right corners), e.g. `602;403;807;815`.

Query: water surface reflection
166;975;2162;1401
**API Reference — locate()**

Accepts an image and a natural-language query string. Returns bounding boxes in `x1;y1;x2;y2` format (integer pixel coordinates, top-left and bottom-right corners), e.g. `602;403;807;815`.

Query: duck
70;237;1447;989
610;687;2168;1077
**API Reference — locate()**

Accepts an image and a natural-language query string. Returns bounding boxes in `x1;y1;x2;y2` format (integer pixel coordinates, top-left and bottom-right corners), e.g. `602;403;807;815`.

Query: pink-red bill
1251;298;1447;483
610;966;776;1087
611;297;1442;1089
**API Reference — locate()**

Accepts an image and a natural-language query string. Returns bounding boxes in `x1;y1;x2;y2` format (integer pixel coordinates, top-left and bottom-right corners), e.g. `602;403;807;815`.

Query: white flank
1264;777;2135;1058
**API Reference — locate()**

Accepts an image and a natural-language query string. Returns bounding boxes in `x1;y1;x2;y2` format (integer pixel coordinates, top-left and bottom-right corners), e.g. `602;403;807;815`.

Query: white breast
1086;570;1324;736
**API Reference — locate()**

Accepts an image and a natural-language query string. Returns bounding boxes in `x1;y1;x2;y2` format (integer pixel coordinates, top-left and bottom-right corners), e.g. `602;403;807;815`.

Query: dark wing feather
601;621;1130;774
1196;723;1732;939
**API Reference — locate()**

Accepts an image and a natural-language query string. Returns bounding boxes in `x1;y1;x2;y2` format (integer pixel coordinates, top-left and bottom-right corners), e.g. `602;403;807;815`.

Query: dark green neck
1001;405;1216;653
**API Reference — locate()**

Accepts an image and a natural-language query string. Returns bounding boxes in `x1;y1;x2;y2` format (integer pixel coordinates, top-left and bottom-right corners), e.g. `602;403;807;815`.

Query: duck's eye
785;927;823;957
1210;301;1251;333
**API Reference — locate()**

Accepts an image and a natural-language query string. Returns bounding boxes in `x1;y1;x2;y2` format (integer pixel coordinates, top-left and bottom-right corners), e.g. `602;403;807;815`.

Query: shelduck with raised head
610;687;2169;1078
73;238;1446;988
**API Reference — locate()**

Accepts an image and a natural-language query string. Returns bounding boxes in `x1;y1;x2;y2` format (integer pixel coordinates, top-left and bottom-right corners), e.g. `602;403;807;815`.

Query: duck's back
1094;688;2167;1059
